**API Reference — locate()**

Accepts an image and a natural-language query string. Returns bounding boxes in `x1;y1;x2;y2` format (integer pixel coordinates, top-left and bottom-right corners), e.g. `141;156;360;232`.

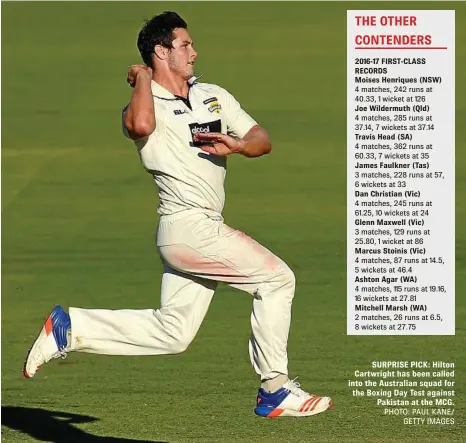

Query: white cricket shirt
123;78;258;216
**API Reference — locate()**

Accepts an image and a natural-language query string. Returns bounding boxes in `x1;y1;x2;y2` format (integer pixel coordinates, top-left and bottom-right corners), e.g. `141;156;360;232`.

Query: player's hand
193;132;244;156
127;65;153;87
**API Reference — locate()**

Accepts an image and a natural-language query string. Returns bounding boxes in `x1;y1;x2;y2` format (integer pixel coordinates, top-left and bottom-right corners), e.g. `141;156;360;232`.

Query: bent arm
238;125;272;158
123;71;155;140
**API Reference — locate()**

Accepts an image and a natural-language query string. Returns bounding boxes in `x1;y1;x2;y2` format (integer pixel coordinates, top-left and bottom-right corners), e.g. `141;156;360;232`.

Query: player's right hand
127;65;153;87
193;132;244;156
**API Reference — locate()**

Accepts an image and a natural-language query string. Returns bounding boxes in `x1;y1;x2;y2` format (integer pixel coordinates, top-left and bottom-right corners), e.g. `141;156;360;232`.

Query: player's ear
154;45;170;60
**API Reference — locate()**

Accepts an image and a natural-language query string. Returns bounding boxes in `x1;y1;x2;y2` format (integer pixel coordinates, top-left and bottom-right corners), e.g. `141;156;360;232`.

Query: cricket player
24;11;332;418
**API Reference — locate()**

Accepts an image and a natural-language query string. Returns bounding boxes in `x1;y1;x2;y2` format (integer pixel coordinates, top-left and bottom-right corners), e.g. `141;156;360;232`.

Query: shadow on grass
1;406;168;442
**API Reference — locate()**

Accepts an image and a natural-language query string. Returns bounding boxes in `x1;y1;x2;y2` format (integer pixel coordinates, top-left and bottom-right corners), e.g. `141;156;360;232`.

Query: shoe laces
42;349;68;363
54;349;68;360
285;376;308;399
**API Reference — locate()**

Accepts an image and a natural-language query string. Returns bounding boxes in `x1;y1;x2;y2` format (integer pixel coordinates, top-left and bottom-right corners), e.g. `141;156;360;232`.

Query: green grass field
2;2;465;442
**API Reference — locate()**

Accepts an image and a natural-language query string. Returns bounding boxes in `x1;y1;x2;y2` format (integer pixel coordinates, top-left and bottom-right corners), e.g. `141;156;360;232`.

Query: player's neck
153;72;189;98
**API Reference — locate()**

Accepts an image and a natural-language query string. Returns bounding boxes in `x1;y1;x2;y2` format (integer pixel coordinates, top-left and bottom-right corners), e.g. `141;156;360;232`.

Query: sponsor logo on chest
189;120;222;146
203;97;222;114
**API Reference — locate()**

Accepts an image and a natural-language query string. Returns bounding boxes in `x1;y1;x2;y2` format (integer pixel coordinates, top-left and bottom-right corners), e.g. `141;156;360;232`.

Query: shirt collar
151;75;203;100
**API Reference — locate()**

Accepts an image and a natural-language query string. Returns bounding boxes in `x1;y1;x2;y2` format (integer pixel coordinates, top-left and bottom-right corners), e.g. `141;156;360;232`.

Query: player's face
168;28;197;80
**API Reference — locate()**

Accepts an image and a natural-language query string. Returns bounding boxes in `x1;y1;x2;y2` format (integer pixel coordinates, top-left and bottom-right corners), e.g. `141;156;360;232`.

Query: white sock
261;374;289;393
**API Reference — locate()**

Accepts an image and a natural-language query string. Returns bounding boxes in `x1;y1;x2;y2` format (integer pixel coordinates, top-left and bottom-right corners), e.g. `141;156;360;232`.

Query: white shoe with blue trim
254;378;332;418
23;306;71;378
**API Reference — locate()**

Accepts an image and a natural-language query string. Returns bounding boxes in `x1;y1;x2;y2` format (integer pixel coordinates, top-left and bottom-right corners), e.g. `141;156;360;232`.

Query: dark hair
137;11;187;68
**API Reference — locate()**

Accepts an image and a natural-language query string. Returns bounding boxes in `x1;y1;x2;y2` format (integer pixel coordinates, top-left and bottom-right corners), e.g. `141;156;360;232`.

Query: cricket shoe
254;378;332;418
23;305;71;378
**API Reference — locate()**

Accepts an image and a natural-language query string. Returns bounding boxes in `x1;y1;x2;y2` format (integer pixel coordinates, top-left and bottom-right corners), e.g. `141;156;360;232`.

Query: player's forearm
238;126;272;158
124;72;155;138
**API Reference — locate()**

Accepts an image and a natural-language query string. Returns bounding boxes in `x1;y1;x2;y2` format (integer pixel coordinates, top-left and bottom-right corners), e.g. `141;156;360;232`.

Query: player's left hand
193;132;244;156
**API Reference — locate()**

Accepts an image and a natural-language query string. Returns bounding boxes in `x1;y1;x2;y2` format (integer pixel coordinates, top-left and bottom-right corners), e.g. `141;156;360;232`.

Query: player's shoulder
191;81;226;96
192;82;241;107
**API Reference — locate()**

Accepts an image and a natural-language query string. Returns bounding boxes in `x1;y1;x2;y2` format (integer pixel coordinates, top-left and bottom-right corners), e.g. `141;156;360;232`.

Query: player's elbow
124;113;155;139
256;133;271;156
248;126;272;157
257;127;272;155
242;138;271;158
130;120;155;138
263;139;272;155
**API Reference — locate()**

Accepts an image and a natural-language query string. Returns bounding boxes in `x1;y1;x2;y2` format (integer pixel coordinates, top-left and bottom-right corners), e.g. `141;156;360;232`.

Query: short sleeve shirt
122;78;258;216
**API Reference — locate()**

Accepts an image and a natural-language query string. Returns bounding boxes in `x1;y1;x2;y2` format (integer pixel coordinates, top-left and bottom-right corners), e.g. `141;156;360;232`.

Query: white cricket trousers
69;209;295;380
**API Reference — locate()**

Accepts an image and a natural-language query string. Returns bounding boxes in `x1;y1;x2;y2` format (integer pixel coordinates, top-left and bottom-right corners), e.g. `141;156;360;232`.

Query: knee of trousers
170;338;191;354
261;264;296;299
157;311;196;354
164;328;193;354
